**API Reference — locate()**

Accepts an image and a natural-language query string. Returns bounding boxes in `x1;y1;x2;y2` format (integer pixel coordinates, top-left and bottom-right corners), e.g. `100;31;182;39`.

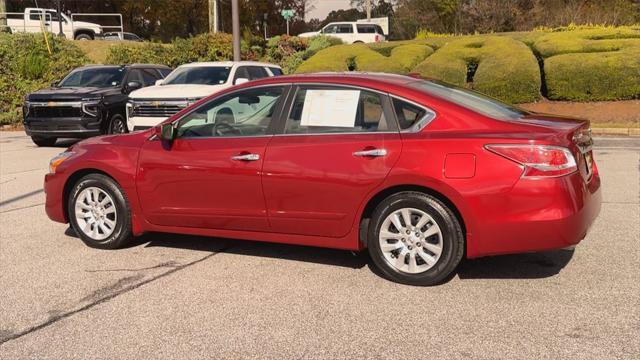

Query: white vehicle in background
298;22;386;43
3;7;104;40
126;61;283;131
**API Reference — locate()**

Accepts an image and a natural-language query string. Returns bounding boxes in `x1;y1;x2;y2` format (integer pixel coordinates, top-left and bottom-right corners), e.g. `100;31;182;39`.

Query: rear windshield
163;66;231;85
58;67;125;88
409;80;528;120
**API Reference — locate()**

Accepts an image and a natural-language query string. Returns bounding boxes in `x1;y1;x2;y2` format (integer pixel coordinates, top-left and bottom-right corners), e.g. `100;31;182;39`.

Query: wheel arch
358;184;467;249
62;168;118;221
73;29;95;39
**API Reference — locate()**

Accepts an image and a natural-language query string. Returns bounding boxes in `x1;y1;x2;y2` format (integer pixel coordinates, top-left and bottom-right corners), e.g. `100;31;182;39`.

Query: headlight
49;152;74;174
81;100;100;117
126;102;134;119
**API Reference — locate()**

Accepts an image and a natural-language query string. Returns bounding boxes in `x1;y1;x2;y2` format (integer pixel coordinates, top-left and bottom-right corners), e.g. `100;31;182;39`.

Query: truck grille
131;101;188;118
30;106;83;118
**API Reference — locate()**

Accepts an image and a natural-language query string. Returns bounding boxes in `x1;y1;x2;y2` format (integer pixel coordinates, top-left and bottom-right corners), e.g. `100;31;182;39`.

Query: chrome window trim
389;94;437;133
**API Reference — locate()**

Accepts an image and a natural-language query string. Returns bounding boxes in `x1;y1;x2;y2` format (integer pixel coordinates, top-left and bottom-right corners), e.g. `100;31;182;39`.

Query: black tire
74;33;92;40
108;114;128;134
31;136;57;147
367;191;464;286
67;173;132;249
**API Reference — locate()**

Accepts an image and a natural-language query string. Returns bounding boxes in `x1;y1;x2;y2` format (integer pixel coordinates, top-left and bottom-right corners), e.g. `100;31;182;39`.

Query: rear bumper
468;168;602;258
24;117;102;138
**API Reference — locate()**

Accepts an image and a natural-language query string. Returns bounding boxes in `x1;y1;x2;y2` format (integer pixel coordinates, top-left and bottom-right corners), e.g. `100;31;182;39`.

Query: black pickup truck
23;64;172;146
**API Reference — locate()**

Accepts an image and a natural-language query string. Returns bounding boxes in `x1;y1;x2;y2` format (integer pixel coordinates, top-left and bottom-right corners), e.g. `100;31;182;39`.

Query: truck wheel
31;136;57;147
75;33;92;40
108;114;128;134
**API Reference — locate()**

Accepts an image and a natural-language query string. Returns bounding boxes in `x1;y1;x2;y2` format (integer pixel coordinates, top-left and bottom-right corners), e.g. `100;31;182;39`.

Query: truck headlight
126;102;134;119
81;101;100;117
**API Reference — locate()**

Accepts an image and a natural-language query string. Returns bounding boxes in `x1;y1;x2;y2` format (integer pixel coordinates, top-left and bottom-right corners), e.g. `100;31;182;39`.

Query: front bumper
44;172;67;223
127;116;167;132
25;116;102;138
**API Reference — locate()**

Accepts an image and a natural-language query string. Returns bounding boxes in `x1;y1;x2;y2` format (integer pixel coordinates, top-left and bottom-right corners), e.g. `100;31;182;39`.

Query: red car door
136;86;287;232
262;85;402;238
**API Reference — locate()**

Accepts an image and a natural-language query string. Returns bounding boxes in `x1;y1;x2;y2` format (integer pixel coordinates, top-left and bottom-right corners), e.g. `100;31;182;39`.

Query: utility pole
231;0;240;61
208;0;218;33
366;0;371;21
56;0;64;37
0;0;7;33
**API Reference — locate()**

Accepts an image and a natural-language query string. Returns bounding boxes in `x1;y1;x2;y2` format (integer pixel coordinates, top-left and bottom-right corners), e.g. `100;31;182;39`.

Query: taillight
486;144;577;178
375;34;380;42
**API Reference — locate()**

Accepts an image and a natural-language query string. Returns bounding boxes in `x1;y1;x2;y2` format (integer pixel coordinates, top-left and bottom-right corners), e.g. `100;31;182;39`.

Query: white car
5;7;103;40
298;22;386;44
126;61;283;131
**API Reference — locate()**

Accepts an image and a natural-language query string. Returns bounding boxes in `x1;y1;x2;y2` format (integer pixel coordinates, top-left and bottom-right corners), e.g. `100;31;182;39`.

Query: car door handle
231;153;260;161
353;149;388;157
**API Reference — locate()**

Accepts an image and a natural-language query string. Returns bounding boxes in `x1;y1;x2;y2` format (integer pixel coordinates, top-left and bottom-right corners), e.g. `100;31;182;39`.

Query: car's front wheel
68;173;132;249
108;114;128;134
368;192;464;286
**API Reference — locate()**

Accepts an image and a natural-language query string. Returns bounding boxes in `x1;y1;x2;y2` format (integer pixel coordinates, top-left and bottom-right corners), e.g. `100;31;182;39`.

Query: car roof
247;72;418;88
178;61;281;69
76;64;171;70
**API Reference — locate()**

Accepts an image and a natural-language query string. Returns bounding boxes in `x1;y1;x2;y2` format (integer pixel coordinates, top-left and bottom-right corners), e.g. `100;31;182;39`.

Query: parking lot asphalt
0;131;638;359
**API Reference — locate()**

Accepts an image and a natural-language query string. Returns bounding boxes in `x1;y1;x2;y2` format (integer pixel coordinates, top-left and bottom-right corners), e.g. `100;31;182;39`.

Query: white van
298;22;386;43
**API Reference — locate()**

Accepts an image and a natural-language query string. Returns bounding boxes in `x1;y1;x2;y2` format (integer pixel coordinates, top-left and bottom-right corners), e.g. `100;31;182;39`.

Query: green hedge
295;43;434;74
413;36;541;103
0;33;89;125
532;28;640;101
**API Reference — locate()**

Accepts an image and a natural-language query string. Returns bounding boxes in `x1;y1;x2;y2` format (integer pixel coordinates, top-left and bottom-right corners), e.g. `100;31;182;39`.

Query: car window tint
338;24;354;33
126;69;145;85
322;25;338;34
158;68;172;78
375;25;385;34
285;88;389;134
391;98;431;130
29;11;49;21
141;69;160;86
357;25;375;33
268;67;283;76
247;66;268;80
176;87;284;138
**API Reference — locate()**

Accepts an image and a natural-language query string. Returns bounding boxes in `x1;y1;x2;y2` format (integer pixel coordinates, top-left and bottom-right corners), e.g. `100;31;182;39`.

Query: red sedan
44;73;601;285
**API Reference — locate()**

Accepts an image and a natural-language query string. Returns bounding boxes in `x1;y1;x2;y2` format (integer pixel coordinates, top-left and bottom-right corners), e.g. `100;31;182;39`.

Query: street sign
281;9;294;20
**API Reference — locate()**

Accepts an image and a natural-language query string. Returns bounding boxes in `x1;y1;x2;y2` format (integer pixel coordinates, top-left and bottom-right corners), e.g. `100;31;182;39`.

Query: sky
306;0;353;21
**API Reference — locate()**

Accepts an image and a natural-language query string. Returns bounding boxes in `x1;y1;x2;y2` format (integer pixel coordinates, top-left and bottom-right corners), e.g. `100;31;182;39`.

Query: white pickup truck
4;8;103;40
298;22;386;44
126;61;283;131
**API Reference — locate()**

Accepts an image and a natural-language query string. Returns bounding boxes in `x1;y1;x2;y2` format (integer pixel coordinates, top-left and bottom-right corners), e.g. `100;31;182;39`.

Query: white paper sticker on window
300;89;360;127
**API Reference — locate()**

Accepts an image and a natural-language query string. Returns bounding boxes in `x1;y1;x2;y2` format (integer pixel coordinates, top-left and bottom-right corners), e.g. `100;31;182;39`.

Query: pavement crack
0;203;44;214
0;245;233;346
84;261;181;273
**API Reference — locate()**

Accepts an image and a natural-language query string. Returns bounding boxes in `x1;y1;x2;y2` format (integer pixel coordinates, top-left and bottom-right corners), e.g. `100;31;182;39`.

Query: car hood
26;87;121;102
73;21;102;30
298;31;319;38
128;84;229;100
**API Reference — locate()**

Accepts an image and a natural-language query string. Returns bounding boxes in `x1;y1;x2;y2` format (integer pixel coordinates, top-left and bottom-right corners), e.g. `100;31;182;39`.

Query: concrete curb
592;127;640;136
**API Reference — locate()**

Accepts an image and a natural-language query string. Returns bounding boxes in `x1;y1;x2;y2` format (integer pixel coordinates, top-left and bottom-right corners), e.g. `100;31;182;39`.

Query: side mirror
126;81;142;92
159;123;176;143
155;79;163;86
234;78;249;85
50;80;59;87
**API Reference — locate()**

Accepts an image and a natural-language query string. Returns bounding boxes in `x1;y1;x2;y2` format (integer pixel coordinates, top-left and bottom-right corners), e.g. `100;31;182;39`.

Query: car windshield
409;80;529;120
163;66;231;85
58;67;125;88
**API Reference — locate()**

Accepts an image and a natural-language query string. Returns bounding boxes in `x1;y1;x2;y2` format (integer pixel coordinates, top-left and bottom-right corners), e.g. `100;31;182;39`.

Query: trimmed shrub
413;36;541;103
296;43;434;74
0;33;89;125
532;27;640;100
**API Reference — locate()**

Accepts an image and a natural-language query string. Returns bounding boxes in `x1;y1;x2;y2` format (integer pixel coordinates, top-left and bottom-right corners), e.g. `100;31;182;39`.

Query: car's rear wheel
108;114;128;134
31;136;57;147
68;174;132;249
368;192;464;286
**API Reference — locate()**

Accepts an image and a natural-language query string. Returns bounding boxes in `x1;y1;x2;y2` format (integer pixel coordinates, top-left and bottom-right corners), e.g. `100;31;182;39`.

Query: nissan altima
44;73;601;285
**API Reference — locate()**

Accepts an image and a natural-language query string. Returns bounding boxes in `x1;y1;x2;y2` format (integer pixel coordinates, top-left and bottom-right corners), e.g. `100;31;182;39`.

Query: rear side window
268;67;283;76
357;25;376;33
337;24;354;34
247;66;269;80
392;98;432;130
285;88;391;134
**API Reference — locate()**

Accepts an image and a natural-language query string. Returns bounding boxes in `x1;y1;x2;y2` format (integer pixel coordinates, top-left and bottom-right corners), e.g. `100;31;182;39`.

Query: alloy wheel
74;187;117;241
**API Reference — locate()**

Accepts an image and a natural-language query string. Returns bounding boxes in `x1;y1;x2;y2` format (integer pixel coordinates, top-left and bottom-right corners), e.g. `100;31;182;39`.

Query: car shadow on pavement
65;228;575;279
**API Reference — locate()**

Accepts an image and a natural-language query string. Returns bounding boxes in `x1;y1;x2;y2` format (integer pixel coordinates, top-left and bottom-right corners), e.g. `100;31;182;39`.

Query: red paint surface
44;74;601;258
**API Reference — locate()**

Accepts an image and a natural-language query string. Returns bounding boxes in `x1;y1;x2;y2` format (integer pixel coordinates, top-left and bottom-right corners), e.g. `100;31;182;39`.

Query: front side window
247;66;268;80
163;66;231;85
58;67;125;88
285;88;390;134
176;87;284;138
322;25;338;34
269;67;283;76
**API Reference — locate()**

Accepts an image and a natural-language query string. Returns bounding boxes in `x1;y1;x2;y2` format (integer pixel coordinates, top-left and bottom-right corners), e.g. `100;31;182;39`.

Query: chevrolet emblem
47;101;57;107
151;101;161;107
